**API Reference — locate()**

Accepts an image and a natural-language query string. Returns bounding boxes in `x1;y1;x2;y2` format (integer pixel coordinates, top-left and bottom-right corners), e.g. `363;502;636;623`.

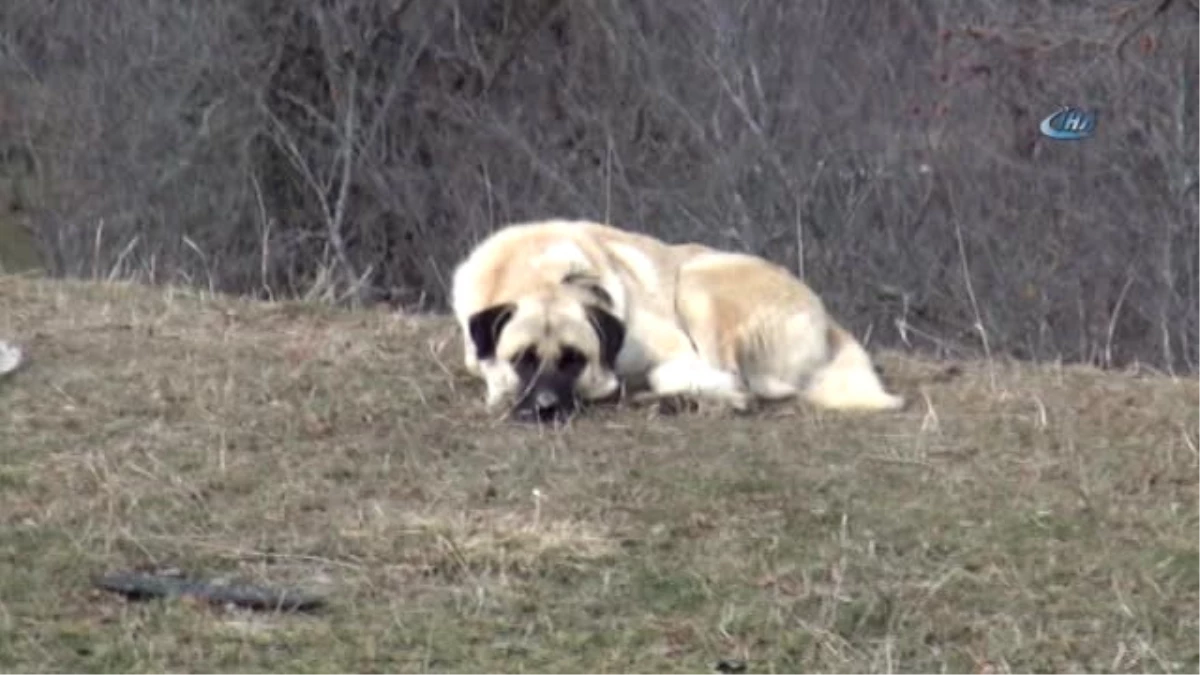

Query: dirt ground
1;275;1196;673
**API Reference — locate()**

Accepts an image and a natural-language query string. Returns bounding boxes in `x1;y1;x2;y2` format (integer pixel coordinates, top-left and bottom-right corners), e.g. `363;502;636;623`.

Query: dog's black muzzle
511;380;581;424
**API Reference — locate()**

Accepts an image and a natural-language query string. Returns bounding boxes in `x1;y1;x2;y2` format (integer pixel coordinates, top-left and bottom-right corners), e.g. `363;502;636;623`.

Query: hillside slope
1;275;1197;673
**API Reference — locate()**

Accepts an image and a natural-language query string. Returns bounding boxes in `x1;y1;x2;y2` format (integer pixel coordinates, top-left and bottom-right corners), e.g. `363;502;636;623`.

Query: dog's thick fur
667;244;906;411
451;220;746;419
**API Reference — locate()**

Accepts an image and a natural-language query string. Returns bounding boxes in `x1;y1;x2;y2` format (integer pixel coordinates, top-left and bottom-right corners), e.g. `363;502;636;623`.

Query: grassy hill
1;275;1197;673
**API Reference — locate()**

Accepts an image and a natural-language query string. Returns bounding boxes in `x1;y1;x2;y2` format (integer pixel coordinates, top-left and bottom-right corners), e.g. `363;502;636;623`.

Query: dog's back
453;219;684;323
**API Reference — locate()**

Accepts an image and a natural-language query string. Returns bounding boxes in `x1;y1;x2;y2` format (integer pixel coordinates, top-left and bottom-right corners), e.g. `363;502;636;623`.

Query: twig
329;66;361;302
944;182;997;390
249;171;273;299
1104;266;1137;368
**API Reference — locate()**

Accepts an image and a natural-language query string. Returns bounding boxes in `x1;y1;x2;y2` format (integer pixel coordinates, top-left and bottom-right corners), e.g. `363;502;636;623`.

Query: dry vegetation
1;274;1196;673
0;0;1197;371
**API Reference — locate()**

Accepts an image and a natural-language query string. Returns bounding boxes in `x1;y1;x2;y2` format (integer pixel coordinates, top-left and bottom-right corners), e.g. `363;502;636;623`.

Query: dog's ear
585;305;625;369
467;303;516;361
562;272;614;309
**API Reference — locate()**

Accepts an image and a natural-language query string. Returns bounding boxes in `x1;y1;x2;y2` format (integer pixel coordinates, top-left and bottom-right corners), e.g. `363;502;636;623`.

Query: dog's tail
801;323;906;411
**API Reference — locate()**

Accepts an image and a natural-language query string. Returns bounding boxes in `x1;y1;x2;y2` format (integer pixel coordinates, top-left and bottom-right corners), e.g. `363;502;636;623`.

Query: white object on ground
0;340;23;376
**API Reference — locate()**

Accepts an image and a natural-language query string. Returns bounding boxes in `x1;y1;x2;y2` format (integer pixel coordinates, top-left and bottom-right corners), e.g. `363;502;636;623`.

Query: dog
450;219;748;423
662;244;907;412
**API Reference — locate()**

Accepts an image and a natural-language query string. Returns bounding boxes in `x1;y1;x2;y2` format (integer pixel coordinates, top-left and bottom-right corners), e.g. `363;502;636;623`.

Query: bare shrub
0;0;1195;370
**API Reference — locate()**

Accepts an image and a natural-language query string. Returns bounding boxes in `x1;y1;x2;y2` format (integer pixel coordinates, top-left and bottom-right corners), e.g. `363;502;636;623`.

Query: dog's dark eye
512;349;540;372
558;348;586;371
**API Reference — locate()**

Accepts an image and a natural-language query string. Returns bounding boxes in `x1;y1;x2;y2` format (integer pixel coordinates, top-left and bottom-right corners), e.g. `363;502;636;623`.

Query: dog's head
466;275;625;424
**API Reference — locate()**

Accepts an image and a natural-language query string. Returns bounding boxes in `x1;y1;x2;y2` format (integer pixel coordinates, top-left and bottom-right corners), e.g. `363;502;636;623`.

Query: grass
0;273;1196;673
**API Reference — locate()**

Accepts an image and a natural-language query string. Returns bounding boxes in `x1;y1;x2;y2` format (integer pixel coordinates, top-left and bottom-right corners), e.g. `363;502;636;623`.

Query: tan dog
665;244;906;411
450;219;748;422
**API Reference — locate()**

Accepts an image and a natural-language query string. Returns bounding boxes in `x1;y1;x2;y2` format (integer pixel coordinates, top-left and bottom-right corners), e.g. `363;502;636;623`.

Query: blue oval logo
1039;106;1097;141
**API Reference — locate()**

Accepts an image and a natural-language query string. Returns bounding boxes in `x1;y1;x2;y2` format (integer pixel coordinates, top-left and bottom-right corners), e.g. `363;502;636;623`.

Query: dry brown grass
0;274;1196;673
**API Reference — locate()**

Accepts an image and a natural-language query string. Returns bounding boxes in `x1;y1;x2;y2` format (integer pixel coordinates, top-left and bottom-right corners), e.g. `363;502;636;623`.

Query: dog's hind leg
735;311;829;403
625;313;750;410
642;355;751;410
641;319;751;410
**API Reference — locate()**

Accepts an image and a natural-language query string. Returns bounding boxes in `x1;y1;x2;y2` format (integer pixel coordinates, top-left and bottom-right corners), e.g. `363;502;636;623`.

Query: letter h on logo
1060;109;1087;132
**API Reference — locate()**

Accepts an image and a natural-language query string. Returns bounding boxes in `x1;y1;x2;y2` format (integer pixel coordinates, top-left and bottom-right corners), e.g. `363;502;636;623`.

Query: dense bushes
1;0;1196;370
